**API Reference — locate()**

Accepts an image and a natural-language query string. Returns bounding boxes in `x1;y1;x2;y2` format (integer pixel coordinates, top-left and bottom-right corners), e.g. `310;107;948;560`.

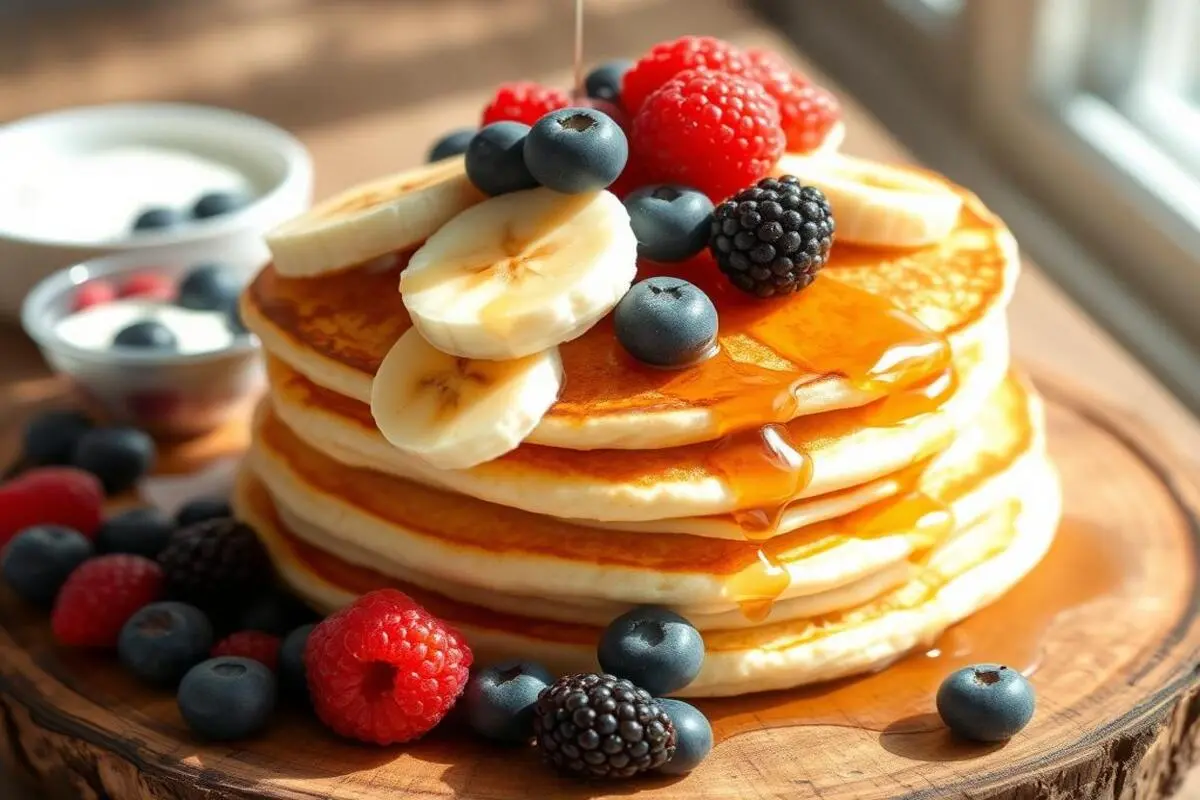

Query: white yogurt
0;145;250;242
56;300;237;355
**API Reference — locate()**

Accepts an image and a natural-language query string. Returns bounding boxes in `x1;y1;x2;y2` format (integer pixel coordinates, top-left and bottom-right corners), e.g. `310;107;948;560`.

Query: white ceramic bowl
0;102;312;317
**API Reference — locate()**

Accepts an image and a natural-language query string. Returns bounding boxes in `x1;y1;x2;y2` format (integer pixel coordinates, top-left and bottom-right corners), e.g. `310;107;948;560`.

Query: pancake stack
235;150;1060;698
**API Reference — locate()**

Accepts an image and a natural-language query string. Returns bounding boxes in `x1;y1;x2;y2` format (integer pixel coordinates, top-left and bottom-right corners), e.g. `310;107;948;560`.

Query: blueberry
175;496;232;528
96;506;175;558
624;185;714;262
657;699;713;775
614;278;719;369
464;122;539;196
71;427;156;495
597;605;705;696
428;127;476;162
523;107;628;194
131;207;182;233
177;263;241;312
279;623;316;699
113;320;178;351
118;601;213;686
936;663;1036;742
177;656;277;740
584;59;633;103
463;660;554;744
191;191;249;220
237;592;315;636
0;526;93;607
21;409;94;466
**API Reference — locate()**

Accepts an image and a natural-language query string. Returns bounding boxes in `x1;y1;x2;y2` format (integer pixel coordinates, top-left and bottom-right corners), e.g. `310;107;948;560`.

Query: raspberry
0;467;104;548
758;76;840;154
304;589;472;745
72;281;116;312
52;554;164;648
622;36;752;115
212;631;281;672
632;70;785;202
119;273;176;301
481;82;571;127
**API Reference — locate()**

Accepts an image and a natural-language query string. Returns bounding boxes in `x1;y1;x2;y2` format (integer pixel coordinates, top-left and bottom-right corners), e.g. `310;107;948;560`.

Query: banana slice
370;328;563;470
266;157;484;278
773;153;962;248
401;188;638;360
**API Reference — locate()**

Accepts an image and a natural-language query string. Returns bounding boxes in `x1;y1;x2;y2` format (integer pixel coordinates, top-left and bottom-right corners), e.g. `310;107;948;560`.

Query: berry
177;263;241;312
236;591;315;635
709;176;834;298
585;59;634;104
523;107;629;193
936;664;1036;742
0;467;104;547
597;606;706;696
113;320;178;351
20;409;94;467
304;588;472;745
175;496;231;528
428;127;476;162
279;623;316;699
656;699;712;775
622;36;752;114
158;518;271;616
465;122;540;197
624;184;714;262
751;71;840;153
481;81;571;127
178;657;277;741
632;70;785;202
1;525;94;607
118;601;213;686
72;281;117;311
96;506;175;558
191;191;249;220
534;673;676;779
212;631;281;672
71;427;156;495
119;273;176;302
131;207;182;233
614;278;718;369
464;660;555;744
52;554;164;647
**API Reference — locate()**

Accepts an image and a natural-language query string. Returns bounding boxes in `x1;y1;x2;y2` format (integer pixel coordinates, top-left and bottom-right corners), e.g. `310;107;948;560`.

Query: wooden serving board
1;379;1199;800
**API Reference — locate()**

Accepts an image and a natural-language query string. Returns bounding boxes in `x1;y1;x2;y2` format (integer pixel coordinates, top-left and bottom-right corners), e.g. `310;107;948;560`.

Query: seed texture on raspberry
622;36;752;115
535;673;676;780
632;70;785;203
304;589;473;745
212;631;282;672
481;81;571;127
52;554;165;648
709;175;835;297
753;72;841;153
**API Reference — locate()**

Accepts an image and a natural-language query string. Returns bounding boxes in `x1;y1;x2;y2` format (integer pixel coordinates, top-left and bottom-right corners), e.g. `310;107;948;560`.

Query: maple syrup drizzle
701;519;1124;738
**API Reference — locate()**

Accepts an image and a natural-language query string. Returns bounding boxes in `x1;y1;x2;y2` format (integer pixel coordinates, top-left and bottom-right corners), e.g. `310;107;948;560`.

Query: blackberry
709;175;834;298
534;673;676;780
158;518;270;615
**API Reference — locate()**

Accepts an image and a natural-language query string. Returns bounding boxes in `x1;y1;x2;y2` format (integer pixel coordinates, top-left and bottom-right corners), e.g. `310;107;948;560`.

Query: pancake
236;458;1061;697
263;319;1008;523
242;182;1018;451
246;372;1044;612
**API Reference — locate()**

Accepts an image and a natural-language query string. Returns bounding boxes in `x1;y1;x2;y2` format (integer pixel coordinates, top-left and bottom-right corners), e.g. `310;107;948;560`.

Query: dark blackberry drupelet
534;673;676;780
708;175;834;298
158;518;270;615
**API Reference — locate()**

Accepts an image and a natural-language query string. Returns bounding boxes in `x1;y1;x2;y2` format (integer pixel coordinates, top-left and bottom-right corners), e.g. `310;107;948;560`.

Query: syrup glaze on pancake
248;373;1039;617
243;182;1016;454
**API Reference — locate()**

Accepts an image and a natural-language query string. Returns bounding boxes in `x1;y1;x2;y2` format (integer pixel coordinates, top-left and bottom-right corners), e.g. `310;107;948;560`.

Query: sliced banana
266;157;484;278
370;328;563;470
773;153;962;248
401;188;638;360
